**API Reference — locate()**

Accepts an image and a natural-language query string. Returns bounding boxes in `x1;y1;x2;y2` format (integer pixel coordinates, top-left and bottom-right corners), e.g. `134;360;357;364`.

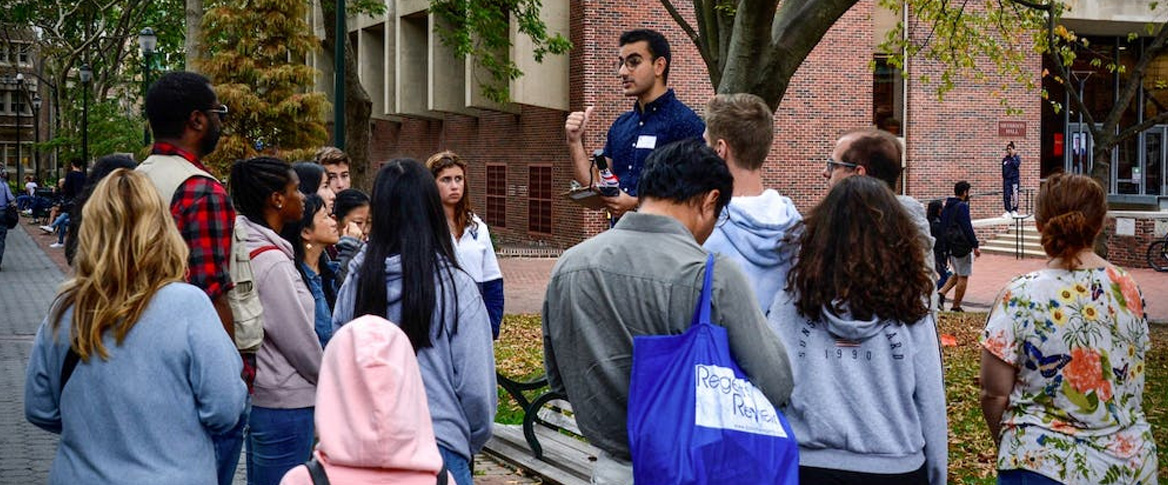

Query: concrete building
317;0;1167;266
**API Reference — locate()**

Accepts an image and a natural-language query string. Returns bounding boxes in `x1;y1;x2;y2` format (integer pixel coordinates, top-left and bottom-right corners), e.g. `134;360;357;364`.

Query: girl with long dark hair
332;159;495;485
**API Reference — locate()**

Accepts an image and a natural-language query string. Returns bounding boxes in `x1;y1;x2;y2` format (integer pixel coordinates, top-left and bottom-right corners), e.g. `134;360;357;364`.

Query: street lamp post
139;27;157;148
80;64;92;166
32;93;41;181
15;73;23;185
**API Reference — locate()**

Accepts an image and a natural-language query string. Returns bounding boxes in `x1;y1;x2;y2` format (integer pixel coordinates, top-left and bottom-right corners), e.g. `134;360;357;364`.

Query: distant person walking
24;169;246;484
0;172;15;270
937;181;980;311
980;173;1158;484
1001;141;1021;216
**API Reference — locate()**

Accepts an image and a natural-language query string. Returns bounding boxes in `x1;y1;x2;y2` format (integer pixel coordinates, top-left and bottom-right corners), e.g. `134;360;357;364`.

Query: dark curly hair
787;176;932;324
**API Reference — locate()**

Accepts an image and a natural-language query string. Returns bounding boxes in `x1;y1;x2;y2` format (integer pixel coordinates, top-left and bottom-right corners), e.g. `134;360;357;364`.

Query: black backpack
305;456;448;485
943;201;973;257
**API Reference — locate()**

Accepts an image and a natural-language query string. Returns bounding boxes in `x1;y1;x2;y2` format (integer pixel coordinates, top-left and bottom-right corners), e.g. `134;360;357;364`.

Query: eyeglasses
205;104;228;121
615;54;646;73
824;158;859;173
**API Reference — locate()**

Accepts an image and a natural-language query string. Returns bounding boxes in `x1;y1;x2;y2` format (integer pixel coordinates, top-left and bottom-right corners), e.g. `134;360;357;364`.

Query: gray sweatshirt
768;292;947;484
542;213;794;459
239;216;322;409
332;249;497;461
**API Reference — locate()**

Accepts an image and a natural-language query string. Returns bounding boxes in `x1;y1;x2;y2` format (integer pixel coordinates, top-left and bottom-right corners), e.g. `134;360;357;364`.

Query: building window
528;164;552;234
872;56;903;136
485;164;506;228
17;44;29;64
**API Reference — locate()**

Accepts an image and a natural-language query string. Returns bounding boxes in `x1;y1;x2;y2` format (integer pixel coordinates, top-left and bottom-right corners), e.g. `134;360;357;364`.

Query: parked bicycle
1149;233;1168;272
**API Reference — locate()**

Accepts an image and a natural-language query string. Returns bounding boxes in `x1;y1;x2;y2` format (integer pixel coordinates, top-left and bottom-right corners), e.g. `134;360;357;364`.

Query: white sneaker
49;242;64;248
21;209;31;215
39;225;53;234
1001;212;1012;219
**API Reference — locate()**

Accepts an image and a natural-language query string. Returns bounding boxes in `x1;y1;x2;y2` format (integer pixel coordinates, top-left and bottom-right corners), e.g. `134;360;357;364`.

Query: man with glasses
564;29;704;219
701;93;801;312
824;128;938;309
136;71;244;485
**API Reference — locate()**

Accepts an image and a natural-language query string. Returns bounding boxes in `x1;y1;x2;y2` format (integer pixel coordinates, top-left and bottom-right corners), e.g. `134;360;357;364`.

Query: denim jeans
998;469;1063;485
0;224;7;268
213;395;250;485
437;445;473;485
246;406;314;485
51;213;68;244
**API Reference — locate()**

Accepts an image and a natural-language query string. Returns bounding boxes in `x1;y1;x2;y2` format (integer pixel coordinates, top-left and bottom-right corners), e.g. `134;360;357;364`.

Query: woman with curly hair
767;175;946;484
25;169;246;484
980;173;1157;484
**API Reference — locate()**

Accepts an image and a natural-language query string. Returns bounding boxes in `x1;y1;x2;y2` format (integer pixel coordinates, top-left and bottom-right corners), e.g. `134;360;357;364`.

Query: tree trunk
186;0;203;72
1090;134;1113;258
320;2;373;191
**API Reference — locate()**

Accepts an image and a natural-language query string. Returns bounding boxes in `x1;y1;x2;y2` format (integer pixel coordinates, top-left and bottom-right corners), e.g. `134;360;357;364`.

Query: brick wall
360;1;1047;249
1104;215;1167;268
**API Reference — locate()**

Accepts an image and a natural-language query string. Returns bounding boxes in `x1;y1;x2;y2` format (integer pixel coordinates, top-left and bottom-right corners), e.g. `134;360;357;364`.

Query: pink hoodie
280;315;450;485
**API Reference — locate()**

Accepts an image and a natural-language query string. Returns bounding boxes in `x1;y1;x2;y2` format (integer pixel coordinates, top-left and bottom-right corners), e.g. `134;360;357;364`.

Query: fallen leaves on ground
495;312;1168;481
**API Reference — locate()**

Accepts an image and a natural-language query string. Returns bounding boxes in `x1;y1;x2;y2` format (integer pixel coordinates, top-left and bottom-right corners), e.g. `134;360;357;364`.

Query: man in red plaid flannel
138;71;244;485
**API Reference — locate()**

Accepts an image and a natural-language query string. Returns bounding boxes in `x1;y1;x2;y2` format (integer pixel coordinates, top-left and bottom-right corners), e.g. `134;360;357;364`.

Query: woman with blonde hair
426;151;505;339
981;173;1157;484
25;169;247;484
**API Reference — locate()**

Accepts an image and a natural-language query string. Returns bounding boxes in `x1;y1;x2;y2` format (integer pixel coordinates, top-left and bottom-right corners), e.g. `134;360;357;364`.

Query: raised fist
565;106;594;144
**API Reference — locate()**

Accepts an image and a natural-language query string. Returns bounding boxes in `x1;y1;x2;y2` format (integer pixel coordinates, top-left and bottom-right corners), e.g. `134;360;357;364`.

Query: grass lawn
493;312;1168;482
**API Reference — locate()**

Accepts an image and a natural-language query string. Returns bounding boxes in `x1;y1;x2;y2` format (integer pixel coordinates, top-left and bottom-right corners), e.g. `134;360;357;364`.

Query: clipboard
561;185;609;210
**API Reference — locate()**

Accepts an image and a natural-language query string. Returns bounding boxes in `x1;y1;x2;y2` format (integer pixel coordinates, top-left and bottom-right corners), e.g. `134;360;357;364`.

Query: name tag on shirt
635;135;658;149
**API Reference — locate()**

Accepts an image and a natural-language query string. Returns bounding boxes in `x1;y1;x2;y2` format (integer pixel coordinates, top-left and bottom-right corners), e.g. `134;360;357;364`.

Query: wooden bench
488;372;599;484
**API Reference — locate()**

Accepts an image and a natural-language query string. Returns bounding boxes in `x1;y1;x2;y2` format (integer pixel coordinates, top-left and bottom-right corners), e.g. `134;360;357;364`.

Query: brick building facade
330;1;1168;255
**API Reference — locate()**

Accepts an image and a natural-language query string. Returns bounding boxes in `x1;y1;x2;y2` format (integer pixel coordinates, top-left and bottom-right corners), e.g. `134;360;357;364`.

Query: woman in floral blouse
980;173;1157;484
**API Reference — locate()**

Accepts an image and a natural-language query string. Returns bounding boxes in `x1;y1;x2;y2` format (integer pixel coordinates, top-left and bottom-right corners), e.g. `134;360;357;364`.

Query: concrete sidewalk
499;253;1168;323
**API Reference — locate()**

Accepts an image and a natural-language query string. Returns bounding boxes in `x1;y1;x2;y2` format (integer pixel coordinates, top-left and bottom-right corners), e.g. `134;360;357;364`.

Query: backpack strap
305;457;329;485
59;346;81;394
249;245;281;260
437;462;448;485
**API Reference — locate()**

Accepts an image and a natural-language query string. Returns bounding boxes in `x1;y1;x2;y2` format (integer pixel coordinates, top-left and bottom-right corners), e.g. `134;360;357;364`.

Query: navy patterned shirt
602;89;705;196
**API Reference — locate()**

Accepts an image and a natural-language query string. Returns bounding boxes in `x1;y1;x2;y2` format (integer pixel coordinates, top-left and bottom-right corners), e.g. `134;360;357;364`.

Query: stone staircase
979;218;1046;258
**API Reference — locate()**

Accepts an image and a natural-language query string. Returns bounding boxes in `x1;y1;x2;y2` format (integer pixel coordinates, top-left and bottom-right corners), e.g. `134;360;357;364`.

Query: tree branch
755;0;857;109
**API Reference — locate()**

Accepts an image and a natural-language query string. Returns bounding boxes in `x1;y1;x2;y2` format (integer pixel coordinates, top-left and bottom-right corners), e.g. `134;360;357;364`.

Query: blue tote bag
627;254;798;484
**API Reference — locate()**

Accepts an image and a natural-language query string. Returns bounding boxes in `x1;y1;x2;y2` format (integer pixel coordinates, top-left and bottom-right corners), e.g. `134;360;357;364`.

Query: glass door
1145;127;1164;196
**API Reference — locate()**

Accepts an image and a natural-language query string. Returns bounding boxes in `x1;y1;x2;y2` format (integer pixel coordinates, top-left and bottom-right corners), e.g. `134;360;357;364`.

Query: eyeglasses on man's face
615;54;647;73
205;104;228;121
824;158;860;173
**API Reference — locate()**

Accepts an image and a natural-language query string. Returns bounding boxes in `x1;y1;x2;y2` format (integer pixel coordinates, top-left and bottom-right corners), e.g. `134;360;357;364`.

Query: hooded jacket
238;215;322;409
702;190;802;311
332;249;497;461
768;292;948;484
280;315;452;485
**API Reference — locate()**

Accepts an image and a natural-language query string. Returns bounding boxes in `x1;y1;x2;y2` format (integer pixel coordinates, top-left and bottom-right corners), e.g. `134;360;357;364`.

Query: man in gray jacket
542;138;794;484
